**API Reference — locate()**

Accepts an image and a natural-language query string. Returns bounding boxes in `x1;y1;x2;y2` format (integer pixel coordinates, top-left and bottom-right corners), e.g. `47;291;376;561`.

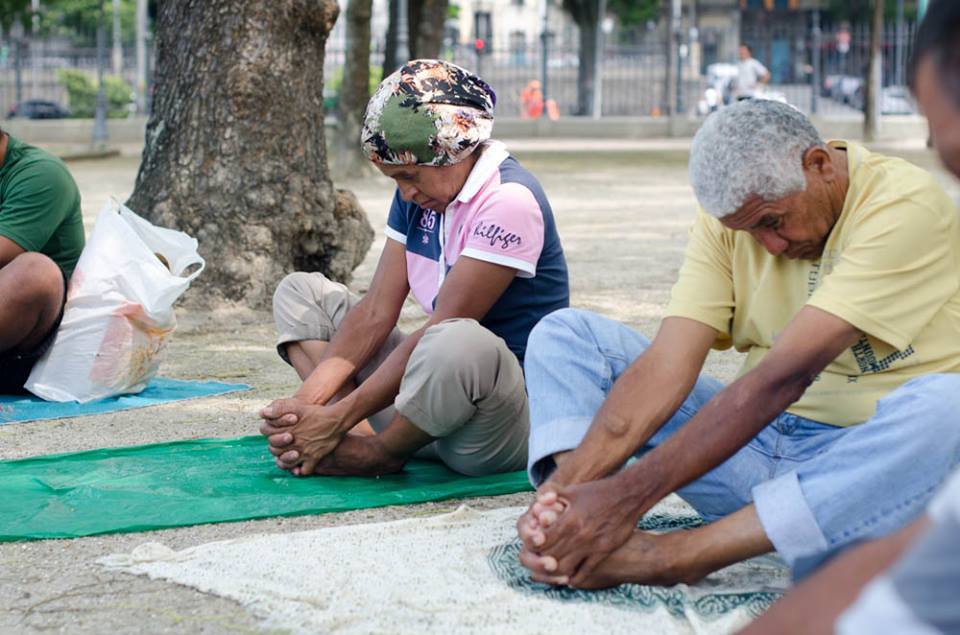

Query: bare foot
568;529;706;590
347;419;376;437
308;435;406;477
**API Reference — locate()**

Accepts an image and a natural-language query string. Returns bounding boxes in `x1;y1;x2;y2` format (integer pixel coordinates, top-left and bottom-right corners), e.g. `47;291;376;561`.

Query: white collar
455;140;509;204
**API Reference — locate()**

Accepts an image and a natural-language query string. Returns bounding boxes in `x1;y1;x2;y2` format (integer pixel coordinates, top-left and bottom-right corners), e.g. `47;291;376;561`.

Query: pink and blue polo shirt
384;141;568;362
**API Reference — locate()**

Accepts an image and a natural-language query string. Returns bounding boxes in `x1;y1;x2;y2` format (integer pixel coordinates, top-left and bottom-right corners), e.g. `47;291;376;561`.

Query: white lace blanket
99;497;789;634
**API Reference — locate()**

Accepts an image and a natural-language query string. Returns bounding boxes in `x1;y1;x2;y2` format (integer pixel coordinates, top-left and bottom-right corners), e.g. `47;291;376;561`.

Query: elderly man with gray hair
514;99;960;589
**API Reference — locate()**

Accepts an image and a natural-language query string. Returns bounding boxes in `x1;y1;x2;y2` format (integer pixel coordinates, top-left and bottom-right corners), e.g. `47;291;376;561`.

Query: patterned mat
100;497;789;634
488;500;786;623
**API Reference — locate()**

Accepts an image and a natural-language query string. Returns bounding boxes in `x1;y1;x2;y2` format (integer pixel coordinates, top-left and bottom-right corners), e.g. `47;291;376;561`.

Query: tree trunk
335;0;374;179
383;0;399;74
864;0;883;141
562;0;598;116
126;0;374;308
576;13;598;116
408;0;447;60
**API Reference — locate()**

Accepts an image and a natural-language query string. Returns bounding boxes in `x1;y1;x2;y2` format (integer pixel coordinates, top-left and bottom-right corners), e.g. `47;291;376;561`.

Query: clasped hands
516;476;638;588
259;397;348;476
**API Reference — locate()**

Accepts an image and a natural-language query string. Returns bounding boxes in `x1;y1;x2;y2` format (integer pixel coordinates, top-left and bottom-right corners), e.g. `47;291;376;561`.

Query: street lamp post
895;0;905;87
112;0;122;75
93;0;109;146
31;0;39;99
674;0;683;115
591;0;606;119
13;24;23;107
811;8;821;114
540;0;549;106
135;0;147;114
396;0;409;64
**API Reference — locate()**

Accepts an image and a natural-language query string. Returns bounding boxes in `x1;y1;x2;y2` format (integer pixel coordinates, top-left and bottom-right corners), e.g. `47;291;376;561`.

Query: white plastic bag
26;199;204;402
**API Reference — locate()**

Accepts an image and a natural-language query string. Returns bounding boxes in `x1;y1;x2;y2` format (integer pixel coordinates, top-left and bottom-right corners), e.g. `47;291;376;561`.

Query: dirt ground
1;137;957;634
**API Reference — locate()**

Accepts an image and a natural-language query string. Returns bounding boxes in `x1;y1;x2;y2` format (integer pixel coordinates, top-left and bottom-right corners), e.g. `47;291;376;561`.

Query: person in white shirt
736;44;771;100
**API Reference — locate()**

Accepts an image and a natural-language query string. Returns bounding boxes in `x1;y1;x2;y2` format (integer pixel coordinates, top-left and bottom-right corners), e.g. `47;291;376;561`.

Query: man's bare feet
521;528;707;590
309;434;406;476
347;419;376;437
572;529;708;589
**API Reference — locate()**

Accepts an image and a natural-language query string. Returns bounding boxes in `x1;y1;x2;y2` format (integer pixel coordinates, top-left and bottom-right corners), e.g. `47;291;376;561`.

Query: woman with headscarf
260;60;569;477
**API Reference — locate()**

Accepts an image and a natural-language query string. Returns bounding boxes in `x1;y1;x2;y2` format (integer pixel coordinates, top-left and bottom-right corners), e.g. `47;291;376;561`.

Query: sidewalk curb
59;147;122;162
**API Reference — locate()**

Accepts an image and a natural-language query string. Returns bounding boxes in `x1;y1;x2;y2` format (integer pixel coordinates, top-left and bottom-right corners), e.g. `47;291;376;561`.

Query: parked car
880;86;916;115
822;74;848;99
7;99;71;119
697;63;738;115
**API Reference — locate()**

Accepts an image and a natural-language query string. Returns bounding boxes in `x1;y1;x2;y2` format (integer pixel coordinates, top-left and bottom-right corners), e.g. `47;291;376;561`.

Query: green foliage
562;0;659;31
0;0;32;33
608;0;660;28
57;68;132;117
38;0;136;46
447;1;459;20
324;65;384;112
825;0;918;22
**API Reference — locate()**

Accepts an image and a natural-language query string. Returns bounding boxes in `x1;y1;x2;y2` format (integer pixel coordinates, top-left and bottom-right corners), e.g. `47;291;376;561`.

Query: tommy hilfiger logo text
472;221;522;250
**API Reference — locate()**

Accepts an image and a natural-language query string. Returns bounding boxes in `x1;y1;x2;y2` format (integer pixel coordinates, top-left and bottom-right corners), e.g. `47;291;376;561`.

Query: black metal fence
324;39;677;119
741;21;918;117
446;42;673;118
0;16;920;123
325;19;917;120
0;36;144;118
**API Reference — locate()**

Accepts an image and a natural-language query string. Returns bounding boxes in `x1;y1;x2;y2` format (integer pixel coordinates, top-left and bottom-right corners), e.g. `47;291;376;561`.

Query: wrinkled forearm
619;368;809;516
550;358;698;487
334;327;428;429
294;299;398;407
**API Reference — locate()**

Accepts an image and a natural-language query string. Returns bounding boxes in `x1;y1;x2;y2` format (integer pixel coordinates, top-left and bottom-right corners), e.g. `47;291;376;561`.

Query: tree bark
563;0;598;116
335;0;374;179
383;0;399;74
408;0;447;60
864;0;883;141
577;14;598;116
126;0;374;308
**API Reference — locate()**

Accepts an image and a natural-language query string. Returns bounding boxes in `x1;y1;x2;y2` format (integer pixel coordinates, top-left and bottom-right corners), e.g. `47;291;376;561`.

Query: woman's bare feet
563;529;708;590
309;434;406;476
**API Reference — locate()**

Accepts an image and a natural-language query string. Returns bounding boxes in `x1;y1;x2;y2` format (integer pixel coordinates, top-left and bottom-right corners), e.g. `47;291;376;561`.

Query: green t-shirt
0;134;84;278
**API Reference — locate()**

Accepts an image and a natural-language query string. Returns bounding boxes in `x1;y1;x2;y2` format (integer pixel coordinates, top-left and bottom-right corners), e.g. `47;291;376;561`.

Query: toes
536;490;558;506
531;571;569;586
519;548;558;576
539;510;558;527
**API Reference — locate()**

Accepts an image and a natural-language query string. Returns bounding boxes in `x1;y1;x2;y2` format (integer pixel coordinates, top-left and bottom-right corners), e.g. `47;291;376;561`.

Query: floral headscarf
361;59;497;167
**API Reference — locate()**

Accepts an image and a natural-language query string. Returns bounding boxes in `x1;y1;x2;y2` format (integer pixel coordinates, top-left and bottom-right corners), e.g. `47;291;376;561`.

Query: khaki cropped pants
272;272;529;476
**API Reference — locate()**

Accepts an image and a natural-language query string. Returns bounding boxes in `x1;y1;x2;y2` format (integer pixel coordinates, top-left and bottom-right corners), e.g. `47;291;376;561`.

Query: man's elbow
600;412;632;438
354;298;400;334
777;369;816;405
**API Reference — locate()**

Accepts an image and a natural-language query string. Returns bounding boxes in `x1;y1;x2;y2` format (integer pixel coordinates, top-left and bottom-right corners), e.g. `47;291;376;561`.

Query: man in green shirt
0;130;84;394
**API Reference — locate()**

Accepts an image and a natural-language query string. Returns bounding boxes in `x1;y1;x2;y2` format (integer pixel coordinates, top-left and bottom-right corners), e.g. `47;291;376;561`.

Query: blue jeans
524;308;960;574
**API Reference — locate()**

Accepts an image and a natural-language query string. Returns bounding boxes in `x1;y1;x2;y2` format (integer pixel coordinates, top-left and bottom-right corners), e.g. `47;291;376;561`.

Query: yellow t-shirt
666;140;960;426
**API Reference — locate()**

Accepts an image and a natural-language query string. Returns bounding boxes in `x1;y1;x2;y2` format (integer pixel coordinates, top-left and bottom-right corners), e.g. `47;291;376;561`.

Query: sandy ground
1;137;958;634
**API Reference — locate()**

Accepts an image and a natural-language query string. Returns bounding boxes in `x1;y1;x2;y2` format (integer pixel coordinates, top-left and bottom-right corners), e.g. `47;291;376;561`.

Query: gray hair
689;100;824;218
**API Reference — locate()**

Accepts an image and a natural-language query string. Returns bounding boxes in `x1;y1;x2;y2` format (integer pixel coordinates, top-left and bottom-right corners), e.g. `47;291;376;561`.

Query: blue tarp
0;377;251;424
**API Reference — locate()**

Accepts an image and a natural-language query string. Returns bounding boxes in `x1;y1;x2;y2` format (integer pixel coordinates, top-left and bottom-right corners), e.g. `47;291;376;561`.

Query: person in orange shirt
520;80;544;119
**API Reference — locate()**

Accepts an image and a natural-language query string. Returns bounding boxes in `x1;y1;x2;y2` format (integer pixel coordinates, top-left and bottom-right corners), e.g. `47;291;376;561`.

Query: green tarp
0;435;533;542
